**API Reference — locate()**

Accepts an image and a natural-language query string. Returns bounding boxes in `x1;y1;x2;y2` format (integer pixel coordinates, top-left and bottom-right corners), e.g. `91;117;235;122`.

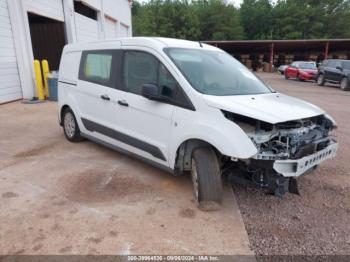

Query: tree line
132;0;350;41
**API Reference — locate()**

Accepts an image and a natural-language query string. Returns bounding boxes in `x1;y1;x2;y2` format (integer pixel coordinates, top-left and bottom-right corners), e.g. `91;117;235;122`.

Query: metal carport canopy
204;39;350;53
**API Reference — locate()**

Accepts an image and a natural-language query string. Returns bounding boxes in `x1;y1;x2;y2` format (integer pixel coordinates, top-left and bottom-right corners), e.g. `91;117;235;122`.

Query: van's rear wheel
63;108;83;142
191;147;223;211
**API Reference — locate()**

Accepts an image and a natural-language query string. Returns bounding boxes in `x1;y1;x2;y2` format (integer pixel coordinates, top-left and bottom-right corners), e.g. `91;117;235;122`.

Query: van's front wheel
191;147;223;211
63;108;83;142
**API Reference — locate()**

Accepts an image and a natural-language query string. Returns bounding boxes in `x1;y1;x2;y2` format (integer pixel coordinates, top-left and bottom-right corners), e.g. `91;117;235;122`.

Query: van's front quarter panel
168;104;258;169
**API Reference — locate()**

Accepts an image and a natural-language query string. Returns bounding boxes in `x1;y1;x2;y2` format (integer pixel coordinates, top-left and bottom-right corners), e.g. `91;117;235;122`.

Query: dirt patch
146;207;156;215
2;192;19;198
109;231;118;237
33;235;46;242
59;246;72;253
62;169;152;204
32;244;42;252
87;237;103;244
179;208;196;219
14;140;59;158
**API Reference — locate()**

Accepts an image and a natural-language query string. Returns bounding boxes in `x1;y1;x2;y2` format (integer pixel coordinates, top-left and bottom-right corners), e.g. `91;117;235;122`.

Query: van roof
63;37;220;52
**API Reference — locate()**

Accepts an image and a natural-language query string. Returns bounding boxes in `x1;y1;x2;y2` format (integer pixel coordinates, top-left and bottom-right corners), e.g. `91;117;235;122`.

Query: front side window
165;48;272;96
80;51;113;86
158;63;177;98
123;51;158;95
122;51;194;110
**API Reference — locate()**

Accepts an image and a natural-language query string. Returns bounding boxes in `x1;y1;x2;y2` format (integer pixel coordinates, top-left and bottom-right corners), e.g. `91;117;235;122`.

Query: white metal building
0;0;132;104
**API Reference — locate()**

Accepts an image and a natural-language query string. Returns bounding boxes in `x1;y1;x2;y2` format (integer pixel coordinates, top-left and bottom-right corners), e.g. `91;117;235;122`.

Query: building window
74;1;97;20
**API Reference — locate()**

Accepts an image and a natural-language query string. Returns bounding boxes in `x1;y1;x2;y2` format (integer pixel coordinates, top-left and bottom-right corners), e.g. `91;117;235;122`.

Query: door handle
100;94;110;101
118;100;129;107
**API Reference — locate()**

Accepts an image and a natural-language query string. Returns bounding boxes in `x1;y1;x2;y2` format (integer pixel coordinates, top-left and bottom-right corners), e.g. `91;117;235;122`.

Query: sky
227;0;243;7
140;0;244;8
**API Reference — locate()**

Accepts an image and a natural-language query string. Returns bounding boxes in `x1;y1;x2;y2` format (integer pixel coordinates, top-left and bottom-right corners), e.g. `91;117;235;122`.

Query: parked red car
285;61;318;81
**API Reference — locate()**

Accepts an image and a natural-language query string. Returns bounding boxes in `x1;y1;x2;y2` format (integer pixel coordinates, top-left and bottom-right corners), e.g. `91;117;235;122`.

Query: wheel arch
59;104;72;126
174;138;222;176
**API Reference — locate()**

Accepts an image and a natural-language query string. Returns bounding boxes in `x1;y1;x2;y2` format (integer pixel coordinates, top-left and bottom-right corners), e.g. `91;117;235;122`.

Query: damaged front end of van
222;111;338;197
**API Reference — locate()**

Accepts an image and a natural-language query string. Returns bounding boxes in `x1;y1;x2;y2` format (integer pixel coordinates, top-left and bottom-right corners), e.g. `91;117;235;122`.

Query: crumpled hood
203;93;324;124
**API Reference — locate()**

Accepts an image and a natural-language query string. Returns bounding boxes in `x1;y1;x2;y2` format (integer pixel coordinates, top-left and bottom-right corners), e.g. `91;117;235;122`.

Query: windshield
165;48;272;96
299;62;317;69
342;61;350;70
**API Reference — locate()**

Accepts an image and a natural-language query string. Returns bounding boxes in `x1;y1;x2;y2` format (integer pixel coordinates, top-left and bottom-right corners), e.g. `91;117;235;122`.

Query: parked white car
58;37;338;210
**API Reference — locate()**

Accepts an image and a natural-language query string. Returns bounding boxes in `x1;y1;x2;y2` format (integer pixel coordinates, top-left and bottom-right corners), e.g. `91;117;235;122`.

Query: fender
168;115;258;169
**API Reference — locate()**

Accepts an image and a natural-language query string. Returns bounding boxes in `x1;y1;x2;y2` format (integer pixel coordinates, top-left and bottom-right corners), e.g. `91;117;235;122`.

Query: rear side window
79;50;114;87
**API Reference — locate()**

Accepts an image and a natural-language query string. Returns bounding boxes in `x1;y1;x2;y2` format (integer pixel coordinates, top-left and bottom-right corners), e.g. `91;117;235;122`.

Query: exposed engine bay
222;111;337;197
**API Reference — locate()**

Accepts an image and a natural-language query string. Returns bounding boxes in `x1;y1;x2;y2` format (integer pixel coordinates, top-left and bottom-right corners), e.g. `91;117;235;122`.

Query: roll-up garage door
119;23;129;37
105;16;117;38
75;12;99;42
0;0;22;103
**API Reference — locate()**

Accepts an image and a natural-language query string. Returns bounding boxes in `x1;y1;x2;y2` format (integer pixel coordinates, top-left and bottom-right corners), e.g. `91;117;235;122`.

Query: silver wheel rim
341;79;347;89
64;112;76;138
191;159;199;202
318;75;323;85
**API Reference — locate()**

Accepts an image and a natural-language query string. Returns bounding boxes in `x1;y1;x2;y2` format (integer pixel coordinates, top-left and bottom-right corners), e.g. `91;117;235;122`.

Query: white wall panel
75;12;99;42
103;0;131;29
24;0;64;21
0;0;22;103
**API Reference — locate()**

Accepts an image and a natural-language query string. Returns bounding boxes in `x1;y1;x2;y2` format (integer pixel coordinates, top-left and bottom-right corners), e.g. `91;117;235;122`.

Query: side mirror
336;66;343;71
141;84;159;100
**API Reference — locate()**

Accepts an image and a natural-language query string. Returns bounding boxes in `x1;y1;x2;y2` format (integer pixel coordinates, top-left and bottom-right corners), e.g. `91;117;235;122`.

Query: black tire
191;147;223;211
297;74;303;82
62;108;84;142
317;74;325;86
340;77;350;91
284;73;289;80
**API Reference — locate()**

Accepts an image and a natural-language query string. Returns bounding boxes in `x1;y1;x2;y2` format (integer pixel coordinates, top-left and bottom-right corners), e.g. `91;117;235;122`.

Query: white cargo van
58;37;338;210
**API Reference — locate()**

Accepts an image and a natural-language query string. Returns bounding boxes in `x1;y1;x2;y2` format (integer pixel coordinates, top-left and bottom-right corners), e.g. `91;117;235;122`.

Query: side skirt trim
81;133;174;174
81;118;167;161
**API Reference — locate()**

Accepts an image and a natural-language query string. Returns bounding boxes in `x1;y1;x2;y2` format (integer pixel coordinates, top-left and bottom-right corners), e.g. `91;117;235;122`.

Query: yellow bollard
34;60;45;100
41;60;50;98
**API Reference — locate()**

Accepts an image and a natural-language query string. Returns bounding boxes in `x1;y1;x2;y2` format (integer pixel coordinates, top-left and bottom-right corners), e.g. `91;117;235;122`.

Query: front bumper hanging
273;141;338;177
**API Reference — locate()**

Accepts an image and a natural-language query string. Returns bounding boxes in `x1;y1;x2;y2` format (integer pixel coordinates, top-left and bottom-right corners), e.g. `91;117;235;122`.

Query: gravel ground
233;73;350;256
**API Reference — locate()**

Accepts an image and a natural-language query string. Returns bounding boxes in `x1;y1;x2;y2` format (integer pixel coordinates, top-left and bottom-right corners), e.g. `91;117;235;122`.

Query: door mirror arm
141;84;159;100
141;84;172;103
